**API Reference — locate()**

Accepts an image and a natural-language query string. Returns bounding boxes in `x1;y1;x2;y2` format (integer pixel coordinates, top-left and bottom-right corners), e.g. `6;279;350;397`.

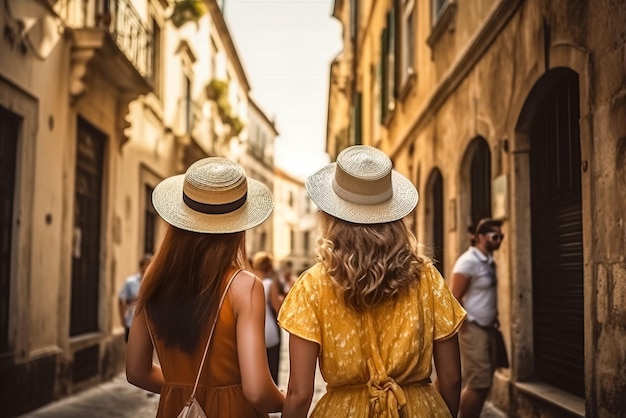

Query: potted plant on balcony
216;97;231;120
227;116;244;137
169;0;208;28
206;79;228;101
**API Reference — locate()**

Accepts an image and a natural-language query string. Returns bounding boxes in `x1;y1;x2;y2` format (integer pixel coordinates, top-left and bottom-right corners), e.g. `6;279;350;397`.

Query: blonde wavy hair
315;211;428;312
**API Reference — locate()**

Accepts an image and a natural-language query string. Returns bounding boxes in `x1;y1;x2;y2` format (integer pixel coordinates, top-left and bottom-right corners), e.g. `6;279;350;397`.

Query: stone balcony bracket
69;28;152;148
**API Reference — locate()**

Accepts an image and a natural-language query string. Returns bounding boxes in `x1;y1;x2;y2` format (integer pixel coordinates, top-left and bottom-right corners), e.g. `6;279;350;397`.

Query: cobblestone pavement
20;330;506;417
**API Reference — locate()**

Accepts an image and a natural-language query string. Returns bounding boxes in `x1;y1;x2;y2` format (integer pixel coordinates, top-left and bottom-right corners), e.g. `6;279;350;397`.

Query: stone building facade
0;0;271;415
328;0;626;417
241;97;279;258
272;168;317;275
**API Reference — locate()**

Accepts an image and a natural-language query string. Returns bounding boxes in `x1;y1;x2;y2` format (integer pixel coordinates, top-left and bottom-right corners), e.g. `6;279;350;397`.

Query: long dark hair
136;224;247;353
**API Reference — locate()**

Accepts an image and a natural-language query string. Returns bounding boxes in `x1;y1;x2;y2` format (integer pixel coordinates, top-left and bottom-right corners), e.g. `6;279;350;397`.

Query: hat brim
305;163;419;224
152;175;273;233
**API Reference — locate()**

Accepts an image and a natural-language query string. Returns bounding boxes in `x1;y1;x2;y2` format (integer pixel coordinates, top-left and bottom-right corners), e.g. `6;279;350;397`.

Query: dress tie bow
366;358;407;418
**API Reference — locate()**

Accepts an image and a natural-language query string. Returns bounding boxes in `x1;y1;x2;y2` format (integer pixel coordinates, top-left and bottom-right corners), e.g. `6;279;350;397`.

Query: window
373;60;382;141
380;6;396;122
184;75;192;133
144;185;157;254
350;92;362;145
349;0;359;42
288;191;294;207
290;228;295;252
151;18;162;97
260;133;266;156
401;0;415;86
427;0;457;48
259;231;267;250
432;0;448;23
303;231;310;253
469;138;491;226
210;38;218;78
427;169;444;274
176;40;197;134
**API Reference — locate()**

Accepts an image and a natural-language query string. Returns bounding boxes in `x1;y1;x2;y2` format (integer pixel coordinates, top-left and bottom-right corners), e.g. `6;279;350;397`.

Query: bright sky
224;0;342;181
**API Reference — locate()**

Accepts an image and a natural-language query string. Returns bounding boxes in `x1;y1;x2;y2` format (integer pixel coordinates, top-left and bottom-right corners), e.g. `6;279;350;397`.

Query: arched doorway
425;168;444;273
522;68;584;397
459;137;492;242
469;138;491;227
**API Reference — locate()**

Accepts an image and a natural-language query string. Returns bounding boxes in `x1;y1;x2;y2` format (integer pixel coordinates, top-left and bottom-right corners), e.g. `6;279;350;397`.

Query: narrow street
20;331;507;418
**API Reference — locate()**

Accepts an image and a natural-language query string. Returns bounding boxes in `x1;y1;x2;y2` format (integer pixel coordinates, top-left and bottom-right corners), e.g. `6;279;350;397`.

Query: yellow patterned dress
277;263;466;418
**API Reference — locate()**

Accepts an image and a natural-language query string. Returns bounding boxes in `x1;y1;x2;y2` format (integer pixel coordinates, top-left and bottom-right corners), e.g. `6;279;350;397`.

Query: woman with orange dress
126;157;284;417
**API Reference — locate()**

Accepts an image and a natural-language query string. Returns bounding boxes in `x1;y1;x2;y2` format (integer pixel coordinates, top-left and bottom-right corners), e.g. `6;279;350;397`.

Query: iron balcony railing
65;0;153;80
99;0;153;79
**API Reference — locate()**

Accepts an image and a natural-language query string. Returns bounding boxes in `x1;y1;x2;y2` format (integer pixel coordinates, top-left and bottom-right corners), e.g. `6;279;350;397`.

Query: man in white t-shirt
451;218;504;418
118;253;152;342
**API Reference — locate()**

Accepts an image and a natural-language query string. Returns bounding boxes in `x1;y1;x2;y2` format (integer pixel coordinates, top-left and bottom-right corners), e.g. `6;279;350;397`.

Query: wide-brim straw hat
152;157;273;233
306;145;418;224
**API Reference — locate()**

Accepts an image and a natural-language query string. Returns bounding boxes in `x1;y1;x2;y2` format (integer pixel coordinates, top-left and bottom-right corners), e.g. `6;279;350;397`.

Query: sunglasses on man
485;232;505;242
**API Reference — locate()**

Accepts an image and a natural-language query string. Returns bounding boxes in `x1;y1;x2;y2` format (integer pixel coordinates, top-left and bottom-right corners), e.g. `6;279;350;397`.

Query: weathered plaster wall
344;0;625;416
585;0;626;414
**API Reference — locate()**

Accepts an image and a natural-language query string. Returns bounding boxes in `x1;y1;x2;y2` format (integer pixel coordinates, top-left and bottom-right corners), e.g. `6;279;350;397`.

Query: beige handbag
149;270;241;418
178;397;208;418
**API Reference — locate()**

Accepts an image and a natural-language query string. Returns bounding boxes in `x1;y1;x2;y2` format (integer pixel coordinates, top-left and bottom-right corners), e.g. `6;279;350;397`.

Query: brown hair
315;212;428;312
136;224;247;353
252;251;274;276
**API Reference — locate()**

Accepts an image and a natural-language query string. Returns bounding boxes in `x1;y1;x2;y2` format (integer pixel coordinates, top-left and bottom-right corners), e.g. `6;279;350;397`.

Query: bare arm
450;273;471;304
232;271;284;413
125;310;164;393
433;335;462;417
282;334;319;418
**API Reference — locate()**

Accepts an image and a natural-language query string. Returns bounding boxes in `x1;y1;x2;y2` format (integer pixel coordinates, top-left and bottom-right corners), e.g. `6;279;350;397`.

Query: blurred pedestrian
118;253;152;342
252;251;282;384
450;218;504;418
277;259;296;296
125;157;284;417
278;145;466;418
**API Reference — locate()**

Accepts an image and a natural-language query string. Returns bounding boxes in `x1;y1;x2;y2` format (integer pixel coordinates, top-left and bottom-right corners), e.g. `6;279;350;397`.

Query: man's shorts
459;321;497;390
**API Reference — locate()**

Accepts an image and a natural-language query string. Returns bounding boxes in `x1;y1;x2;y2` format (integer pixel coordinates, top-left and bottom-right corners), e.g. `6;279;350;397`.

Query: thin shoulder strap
189;268;242;401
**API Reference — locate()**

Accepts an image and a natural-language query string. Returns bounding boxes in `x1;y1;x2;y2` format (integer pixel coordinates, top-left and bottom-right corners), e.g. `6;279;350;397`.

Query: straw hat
305;145;418;224
152;157;273;233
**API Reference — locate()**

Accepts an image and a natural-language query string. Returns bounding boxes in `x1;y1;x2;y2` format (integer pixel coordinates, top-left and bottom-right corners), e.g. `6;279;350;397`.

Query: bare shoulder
231;269;261;288
229;270;263;305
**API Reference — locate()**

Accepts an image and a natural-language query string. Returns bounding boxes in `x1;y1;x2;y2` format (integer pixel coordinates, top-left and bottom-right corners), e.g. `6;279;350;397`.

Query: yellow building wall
331;0;626;416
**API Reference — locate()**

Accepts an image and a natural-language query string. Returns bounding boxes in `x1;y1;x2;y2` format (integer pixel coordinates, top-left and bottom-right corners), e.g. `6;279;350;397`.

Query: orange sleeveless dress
149;272;268;418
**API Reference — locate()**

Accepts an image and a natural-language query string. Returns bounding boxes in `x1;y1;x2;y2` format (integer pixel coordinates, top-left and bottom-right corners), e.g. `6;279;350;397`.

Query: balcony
63;0;153;99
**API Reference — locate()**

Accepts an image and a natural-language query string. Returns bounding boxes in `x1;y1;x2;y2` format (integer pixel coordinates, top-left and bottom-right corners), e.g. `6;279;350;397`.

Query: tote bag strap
188;268;242;402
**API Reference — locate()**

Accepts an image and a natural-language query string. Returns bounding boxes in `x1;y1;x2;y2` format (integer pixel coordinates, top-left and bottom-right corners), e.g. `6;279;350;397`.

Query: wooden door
70;118;105;337
0;107;20;352
530;70;584;397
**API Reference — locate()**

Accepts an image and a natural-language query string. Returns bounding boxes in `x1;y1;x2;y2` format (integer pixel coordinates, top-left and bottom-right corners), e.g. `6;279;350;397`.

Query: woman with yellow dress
278;145;466;418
